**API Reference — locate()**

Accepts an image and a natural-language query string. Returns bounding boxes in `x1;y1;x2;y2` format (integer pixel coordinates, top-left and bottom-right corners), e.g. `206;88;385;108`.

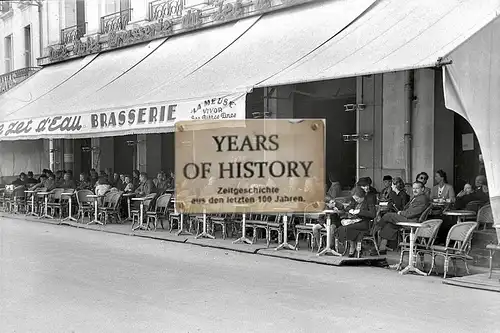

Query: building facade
0;0;492;197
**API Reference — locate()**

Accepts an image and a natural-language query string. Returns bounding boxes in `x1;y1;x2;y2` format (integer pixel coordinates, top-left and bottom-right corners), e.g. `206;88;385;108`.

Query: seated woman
335;186;376;257
430;169;455;202
357;177;378;206
325;173;342;202
387;177;410;212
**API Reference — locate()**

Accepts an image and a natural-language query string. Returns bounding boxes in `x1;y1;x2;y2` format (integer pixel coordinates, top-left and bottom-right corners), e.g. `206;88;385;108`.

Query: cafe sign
39;0;315;66
0;93;245;141
175;119;325;214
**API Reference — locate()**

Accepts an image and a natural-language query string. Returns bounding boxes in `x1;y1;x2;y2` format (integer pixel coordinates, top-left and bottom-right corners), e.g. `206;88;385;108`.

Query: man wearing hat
379;175;393;201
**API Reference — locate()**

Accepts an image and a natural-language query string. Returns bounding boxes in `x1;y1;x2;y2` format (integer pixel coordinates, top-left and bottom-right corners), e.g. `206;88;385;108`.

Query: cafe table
122;192;135;221
61;191;77;222
232;204;253;245
24;190;38;217
195;209;215;239
317;209;342;257
394;222;430;276
443;210;477;223
87;194;104;225
131;197;147;231
37;191;53;219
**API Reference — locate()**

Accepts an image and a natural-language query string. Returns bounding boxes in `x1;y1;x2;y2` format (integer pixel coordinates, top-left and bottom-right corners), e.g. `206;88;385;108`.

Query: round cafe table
61;191;77;222
37;191;53;219
443;210;477;223
24;190;38;217
317;209;342;257
395;222;430;276
87;194;104;225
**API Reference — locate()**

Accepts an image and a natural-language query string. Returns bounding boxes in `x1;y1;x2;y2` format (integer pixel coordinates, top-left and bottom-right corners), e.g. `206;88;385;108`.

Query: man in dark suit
373;181;430;255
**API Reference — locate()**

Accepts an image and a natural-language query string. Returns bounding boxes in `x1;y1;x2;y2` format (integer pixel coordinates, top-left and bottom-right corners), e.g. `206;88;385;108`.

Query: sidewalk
1;212;490;276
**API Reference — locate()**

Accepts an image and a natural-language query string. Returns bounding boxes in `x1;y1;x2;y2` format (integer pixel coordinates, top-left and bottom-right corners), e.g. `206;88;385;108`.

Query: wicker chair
47;188;66;218
98;191;123;225
266;214;285;248
8;186;27;214
398;219;443;269
428;222;478;278
477;204;494;230
210;213;231;239
146;193;172;230
131;193;157;230
76;190;94;222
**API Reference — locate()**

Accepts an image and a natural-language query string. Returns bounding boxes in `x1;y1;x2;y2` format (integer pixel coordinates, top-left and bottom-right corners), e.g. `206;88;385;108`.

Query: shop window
0;1;12;13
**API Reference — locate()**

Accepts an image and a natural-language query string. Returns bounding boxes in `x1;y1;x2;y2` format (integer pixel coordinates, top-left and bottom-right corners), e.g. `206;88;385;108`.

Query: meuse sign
0;93;245;141
175;119;325;214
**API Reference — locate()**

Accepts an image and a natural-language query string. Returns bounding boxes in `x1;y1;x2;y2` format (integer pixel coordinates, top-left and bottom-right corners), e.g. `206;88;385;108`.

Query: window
24;26;32;67
65;0;77;27
105;0;119;14
0;1;12;13
4;34;13;72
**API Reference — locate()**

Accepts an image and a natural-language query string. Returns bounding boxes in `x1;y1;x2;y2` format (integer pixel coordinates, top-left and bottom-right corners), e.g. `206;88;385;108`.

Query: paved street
0;217;499;333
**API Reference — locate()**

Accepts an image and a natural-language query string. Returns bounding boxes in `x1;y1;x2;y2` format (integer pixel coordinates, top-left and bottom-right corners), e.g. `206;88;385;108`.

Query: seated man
59;172;77;189
11;173;27;187
455;175;489;209
372;181;430;255
26;171;39;185
134;172;156;198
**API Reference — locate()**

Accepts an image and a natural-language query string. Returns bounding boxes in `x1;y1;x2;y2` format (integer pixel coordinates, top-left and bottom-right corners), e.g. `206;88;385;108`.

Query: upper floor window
24;25;32;67
0;1;12;13
4;34;13;72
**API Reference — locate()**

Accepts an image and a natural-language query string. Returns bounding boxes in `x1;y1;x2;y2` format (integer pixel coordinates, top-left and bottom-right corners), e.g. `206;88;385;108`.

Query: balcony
148;0;184;21
100;9;133;34
60;23;87;44
0;67;41;95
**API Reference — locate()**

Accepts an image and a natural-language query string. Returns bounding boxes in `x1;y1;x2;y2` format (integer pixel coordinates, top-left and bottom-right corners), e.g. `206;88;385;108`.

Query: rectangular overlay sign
0;93;246;141
175;119;325;214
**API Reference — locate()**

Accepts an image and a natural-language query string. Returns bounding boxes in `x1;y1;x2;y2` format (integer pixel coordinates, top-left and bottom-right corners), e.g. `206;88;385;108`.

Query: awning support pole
404;70;414;183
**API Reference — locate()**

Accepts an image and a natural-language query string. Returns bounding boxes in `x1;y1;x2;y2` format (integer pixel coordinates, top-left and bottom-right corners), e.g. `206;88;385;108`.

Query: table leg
133;202;147;231
196;212;215;239
276;215;296;251
399;227;427;276
39;195;53;219
87;199;102;225
126;197;132;221
61;197;77;222
233;213;253;244
177;213;193;236
317;214;341;256
27;195;37;217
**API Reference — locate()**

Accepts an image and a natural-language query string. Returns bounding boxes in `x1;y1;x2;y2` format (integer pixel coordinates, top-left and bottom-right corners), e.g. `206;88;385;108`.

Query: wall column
137;134;162;176
63;139;74;172
357;75;383;189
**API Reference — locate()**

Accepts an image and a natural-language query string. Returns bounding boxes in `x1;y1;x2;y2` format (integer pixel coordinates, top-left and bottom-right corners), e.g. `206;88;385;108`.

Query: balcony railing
0;67;41;95
60;23;87;44
100;9;133;34
148;0;183;21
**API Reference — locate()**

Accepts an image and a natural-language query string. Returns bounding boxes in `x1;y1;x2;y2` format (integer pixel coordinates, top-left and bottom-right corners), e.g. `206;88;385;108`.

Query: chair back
50;188;65;202
466;200;486;213
418;204;433;223
445;222;478;252
155;194;172;213
111;191;123;209
76;189;94;206
415;219;442;248
143;193;158;211
477;204;494;225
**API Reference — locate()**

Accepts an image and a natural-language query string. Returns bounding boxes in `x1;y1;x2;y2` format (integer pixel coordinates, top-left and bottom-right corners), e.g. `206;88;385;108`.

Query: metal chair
428;222;478;278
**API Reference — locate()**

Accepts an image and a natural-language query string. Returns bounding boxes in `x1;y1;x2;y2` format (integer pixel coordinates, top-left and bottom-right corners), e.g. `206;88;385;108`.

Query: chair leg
489;250;494;279
464;260;471;276
295;232;300;249
399;249;405;268
428;253;436;276
444;256;449;279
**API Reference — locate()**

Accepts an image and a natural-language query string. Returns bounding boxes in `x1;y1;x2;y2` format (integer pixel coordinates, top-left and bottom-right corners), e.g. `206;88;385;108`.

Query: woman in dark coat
335;186;376;257
388;177;410;211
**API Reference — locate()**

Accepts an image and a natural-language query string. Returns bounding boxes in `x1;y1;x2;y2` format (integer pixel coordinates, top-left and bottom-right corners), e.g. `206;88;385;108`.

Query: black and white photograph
0;0;500;331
